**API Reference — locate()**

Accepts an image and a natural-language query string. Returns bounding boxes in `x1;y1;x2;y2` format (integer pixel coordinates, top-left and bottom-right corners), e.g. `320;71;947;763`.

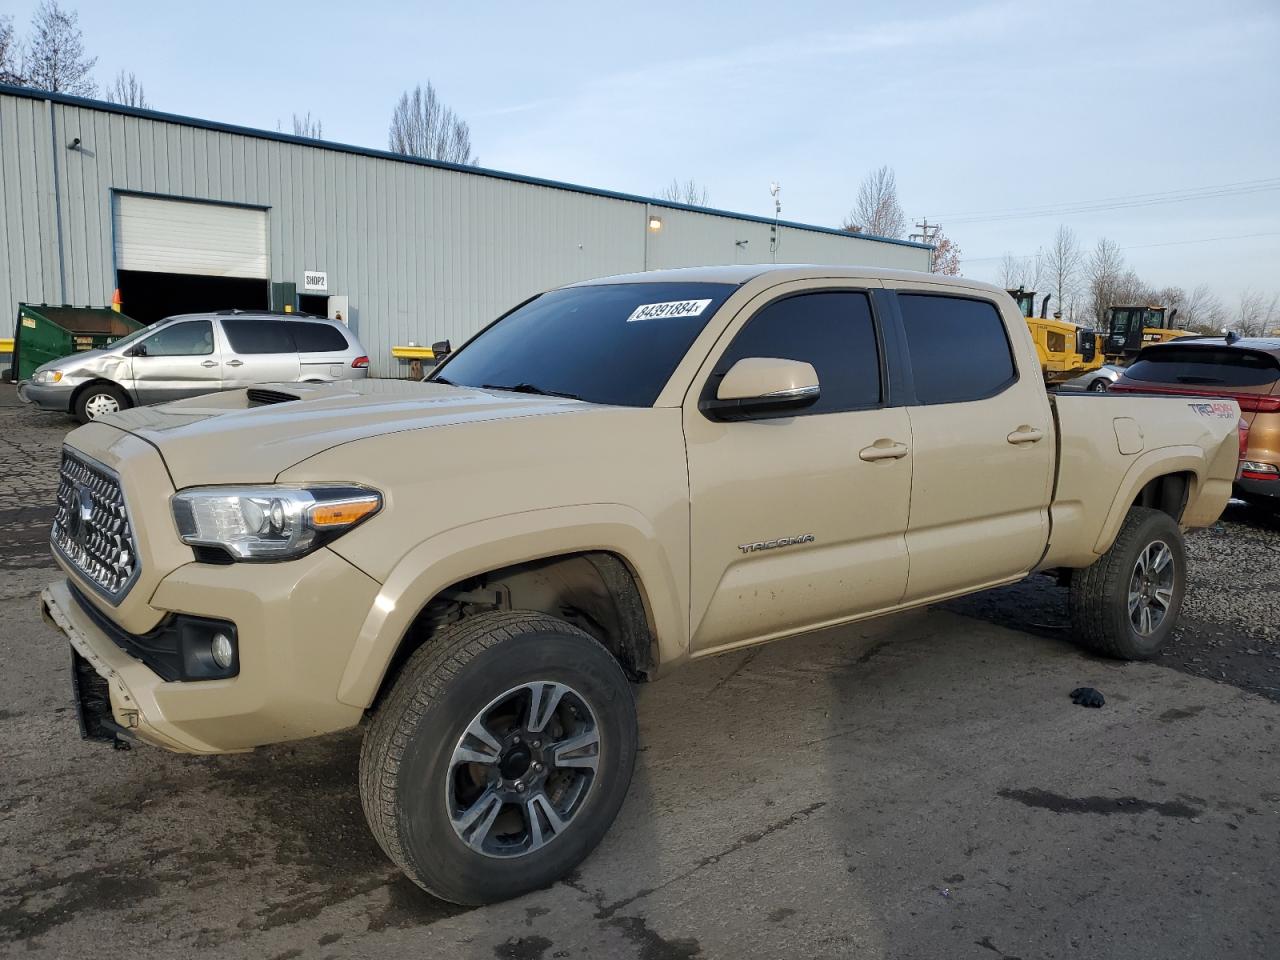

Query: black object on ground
1070;686;1105;708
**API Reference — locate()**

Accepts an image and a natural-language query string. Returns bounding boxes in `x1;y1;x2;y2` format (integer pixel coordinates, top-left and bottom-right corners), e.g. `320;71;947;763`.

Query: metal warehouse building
0;84;931;376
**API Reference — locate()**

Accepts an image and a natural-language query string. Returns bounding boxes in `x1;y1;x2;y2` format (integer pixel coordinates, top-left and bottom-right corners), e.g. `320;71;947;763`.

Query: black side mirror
432;339;452;359
126;344;146;357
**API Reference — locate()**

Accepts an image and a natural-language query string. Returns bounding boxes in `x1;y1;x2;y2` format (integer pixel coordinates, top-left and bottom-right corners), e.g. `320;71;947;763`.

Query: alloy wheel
446;680;600;858
1128;540;1175;636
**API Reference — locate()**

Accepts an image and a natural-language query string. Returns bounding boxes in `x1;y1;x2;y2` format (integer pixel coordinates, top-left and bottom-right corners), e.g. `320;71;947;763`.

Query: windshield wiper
480;382;583;401
429;375;454;385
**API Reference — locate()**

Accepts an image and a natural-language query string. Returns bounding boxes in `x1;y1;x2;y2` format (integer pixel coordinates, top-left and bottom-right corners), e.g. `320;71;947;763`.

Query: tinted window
221;318;296;355
711;291;880;414
1127;347;1280;388
899;294;1016;404
140;320;213;357
434;282;736;407
292;322;349;353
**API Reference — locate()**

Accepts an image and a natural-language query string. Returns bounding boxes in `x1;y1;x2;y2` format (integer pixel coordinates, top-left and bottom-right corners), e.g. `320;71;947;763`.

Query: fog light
211;632;234;669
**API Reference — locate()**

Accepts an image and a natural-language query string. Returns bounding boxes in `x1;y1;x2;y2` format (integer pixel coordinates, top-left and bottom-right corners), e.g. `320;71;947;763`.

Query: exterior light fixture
648;216;663;232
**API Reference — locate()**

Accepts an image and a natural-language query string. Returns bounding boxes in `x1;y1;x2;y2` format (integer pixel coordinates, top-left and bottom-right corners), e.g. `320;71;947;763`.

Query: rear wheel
1069;506;1185;660
74;383;129;423
359;610;637;905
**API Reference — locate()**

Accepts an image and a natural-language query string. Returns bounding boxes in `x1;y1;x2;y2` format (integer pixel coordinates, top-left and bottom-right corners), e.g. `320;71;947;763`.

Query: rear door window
292;322;349;353
1126;347;1280;388
898;294;1016;404
709;291;881;414
221;318;297;354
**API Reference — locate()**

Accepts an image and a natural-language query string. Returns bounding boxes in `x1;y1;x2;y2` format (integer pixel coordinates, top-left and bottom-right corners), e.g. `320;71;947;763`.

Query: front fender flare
335;503;687;708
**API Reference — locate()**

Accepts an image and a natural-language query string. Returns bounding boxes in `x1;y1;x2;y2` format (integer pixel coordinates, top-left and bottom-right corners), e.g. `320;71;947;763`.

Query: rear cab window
432;282;738;407
897;294;1017;404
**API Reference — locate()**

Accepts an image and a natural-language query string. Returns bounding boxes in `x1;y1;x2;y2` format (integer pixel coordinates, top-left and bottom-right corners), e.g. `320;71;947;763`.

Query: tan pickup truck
40;265;1242;905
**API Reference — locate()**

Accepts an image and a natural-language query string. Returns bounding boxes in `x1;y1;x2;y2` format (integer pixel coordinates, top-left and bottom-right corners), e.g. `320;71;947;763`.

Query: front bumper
17;379;74;412
41;547;380;754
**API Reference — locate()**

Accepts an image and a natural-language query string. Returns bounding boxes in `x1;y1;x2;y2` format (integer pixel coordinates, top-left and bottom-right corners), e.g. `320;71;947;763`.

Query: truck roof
569;263;1008;297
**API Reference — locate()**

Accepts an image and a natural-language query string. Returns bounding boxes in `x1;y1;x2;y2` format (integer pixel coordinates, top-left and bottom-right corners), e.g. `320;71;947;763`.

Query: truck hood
97;379;582;487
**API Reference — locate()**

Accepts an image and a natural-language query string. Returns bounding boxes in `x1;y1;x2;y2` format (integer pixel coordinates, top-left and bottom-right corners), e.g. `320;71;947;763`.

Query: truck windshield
431;282;737;406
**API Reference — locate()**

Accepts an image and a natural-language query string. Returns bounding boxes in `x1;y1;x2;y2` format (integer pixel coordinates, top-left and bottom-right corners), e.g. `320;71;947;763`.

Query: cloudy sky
16;0;1279;306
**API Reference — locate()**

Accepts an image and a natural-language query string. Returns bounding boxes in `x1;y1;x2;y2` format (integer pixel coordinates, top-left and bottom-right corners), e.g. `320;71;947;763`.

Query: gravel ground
944;503;1280;702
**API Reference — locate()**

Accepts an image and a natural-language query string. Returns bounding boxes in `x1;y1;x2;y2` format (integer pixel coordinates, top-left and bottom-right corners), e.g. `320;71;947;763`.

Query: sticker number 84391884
626;299;713;323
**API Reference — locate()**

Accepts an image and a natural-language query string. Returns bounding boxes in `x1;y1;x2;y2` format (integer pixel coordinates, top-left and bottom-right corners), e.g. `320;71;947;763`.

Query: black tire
1088;378;1109;392
1068;506;1186;660
359;609;637;905
74;382;130;423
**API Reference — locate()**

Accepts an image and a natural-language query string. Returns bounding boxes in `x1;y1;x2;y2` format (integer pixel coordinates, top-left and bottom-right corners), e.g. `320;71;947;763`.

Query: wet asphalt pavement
1;384;1277;959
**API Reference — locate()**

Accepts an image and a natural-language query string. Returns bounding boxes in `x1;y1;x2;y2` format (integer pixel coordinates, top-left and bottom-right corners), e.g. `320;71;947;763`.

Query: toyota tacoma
39;265;1242;904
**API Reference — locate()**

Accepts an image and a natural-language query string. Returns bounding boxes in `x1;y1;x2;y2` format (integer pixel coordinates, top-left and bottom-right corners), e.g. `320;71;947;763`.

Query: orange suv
1111;337;1280;510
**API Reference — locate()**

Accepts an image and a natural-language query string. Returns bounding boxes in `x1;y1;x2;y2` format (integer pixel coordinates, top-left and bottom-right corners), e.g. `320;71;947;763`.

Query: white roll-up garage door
114;195;268;278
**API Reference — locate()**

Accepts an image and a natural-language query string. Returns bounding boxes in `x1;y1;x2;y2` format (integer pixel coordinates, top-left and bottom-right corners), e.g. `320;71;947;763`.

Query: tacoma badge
738;534;816;554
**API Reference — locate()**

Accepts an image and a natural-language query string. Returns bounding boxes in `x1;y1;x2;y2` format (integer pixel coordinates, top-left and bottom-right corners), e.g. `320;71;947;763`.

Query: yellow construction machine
1007;288;1105;385
1102;305;1194;362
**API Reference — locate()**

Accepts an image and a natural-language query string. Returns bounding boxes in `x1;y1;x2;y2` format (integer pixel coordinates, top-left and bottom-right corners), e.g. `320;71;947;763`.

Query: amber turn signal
309;497;381;528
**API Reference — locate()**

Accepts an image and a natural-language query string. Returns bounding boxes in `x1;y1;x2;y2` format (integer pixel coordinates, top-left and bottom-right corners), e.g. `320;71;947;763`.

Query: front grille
51;449;140;602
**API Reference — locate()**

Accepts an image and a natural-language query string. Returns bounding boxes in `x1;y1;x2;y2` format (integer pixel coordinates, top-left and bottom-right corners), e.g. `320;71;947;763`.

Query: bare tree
1235;290;1280;337
842;165;906;239
658;178;709;207
998;252;1043;294
23;1;96;96
0;15;23;85
1086;236;1126;326
1042;225;1083;320
929;229;961;276
103;69;147;108
1176;284;1227;333
389;82;475;164
291;111;323;139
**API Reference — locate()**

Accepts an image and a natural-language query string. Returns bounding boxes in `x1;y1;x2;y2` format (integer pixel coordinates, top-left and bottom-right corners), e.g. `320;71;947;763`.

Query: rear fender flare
1092;446;1204;554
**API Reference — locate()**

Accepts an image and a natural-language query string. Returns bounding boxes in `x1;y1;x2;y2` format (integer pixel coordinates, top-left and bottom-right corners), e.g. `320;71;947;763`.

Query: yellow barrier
0;338;12;354
391;345;436;360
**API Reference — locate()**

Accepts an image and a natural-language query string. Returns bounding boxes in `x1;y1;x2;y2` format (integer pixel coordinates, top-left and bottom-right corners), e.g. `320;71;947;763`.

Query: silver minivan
19;311;369;422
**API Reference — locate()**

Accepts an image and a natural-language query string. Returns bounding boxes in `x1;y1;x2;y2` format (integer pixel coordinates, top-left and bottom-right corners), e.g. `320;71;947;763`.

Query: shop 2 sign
303;271;328;292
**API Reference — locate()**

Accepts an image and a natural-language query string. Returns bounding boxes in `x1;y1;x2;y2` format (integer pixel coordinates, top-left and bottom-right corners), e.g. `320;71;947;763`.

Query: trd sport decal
738;534;816;554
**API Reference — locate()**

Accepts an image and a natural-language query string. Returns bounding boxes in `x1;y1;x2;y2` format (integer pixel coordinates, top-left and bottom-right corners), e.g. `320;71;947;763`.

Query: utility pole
910;218;941;269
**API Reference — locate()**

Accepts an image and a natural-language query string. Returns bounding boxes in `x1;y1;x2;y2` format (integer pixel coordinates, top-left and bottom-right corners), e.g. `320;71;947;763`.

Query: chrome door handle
201;360;218;368
226;359;244;367
859;440;910;462
1007;426;1045;444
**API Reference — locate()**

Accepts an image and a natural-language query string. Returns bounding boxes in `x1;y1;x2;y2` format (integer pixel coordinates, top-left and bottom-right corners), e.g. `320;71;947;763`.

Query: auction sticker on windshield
626;299;713;322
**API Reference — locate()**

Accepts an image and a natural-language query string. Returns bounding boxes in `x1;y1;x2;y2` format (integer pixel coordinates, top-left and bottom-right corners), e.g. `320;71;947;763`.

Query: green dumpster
13;303;143;382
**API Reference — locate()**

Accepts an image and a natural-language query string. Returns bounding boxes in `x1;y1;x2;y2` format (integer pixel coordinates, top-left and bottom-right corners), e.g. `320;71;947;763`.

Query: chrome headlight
32;369;64;384
171;485;381;561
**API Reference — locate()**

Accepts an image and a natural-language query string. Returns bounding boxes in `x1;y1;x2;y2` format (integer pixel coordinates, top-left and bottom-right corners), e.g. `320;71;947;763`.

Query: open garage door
113;195;270;325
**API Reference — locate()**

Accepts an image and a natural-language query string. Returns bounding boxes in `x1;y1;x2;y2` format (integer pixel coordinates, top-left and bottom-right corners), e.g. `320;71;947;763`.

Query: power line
933;177;1280;226
959;230;1280;264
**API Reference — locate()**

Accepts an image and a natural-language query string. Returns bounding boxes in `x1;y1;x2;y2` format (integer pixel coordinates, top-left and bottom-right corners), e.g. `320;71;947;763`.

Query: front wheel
74;382;130;423
1088;378;1110;393
1068;506;1186;659
359;610;637;905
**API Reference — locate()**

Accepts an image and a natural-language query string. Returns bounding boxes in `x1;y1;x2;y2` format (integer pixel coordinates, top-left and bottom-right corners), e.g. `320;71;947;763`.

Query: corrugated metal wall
1;89;931;376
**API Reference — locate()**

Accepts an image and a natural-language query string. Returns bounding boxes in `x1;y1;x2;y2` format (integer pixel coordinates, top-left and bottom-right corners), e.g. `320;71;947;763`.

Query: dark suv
1111;337;1280;509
